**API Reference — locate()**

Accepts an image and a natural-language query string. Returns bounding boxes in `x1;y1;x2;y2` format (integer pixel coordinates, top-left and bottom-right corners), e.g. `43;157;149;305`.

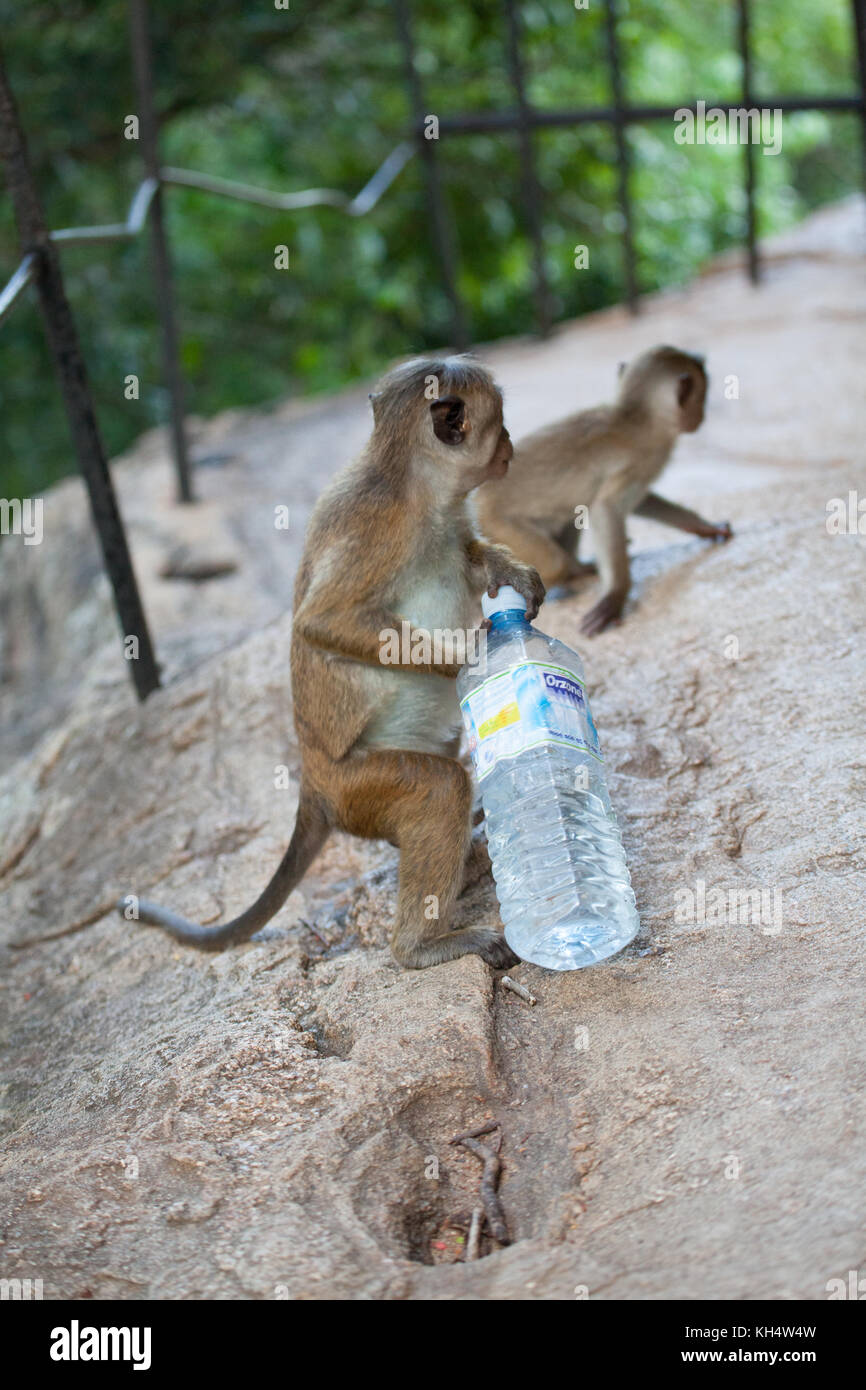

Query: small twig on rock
456;1137;509;1245
466;1206;484;1261
297;917;330;947
501;976;537;1006
449;1119;500;1144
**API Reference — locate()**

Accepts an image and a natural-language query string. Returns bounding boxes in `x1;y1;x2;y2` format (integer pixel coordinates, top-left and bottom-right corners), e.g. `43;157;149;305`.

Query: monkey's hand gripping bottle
457;585;639;970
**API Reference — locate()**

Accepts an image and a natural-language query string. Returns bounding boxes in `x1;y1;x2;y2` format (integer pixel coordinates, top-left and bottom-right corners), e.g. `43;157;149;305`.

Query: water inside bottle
458;598;639;970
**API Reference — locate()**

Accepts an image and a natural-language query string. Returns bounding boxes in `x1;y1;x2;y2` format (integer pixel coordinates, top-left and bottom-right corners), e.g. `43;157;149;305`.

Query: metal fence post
128;0;193;502
503;0;552;337
851;0;866;192
603;0;640;313
736;0;761;285
392;0;469;351
0;46;161;700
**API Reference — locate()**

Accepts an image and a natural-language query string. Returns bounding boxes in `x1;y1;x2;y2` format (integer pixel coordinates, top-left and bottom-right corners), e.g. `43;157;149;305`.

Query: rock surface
1;199;864;1300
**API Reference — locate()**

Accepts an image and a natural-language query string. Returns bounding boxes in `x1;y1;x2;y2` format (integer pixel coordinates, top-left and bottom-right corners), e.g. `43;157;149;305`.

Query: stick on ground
456;1136;509;1245
449;1119;500;1144
466;1206;484;1261
501;976;537;1005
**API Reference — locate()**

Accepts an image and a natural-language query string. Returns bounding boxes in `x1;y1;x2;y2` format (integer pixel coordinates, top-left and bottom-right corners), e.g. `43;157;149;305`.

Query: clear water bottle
457;585;639;970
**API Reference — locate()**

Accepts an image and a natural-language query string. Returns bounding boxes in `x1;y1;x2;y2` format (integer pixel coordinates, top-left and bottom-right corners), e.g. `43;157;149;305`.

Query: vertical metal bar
851;0;866;193
392;0;469;351
603;0;639;314
0;47;160;701
736;0;760;285
503;0;552;337
128;0;193;501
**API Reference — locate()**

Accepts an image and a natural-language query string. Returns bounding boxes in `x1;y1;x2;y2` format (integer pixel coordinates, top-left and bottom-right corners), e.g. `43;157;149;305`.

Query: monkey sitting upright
121;356;544;969
474;345;732;636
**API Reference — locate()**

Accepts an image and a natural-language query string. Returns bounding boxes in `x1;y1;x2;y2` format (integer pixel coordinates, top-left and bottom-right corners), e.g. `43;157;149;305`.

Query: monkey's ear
368;391;382;420
430;395;467;446
676;373;695;408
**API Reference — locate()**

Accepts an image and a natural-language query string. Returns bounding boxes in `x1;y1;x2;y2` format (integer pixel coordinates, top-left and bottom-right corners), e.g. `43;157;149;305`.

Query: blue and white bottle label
460;661;603;781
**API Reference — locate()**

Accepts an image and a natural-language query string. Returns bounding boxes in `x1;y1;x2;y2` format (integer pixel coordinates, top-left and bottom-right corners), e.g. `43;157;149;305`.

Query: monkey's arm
635;491;732;540
581;498;630;637
295;597;461;677
465;539;546;619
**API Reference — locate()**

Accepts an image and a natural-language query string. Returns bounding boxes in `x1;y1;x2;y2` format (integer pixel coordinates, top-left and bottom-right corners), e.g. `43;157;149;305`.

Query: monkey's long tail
118;790;331;950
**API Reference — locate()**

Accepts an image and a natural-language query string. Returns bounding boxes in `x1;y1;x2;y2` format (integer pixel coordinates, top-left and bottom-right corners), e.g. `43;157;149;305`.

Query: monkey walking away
121;356;544;969
474;345;733;636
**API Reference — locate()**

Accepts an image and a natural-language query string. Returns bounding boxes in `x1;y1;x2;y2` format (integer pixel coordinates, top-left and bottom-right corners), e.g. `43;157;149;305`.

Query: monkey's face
485;424;514;479
429;392;513;492
676;362;708;433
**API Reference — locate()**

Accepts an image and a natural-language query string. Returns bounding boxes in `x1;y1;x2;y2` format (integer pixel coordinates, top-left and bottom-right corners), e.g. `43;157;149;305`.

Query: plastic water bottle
457;585;639;970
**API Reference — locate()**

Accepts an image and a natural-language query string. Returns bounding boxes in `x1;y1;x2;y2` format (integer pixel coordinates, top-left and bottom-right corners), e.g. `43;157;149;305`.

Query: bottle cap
481;584;528;619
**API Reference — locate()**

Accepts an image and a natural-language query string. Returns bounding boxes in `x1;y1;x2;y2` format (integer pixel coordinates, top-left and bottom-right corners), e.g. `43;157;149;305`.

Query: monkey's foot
473;931;521;970
544;561;599;602
393;926;519;970
696;520;733;541
580;590;626;637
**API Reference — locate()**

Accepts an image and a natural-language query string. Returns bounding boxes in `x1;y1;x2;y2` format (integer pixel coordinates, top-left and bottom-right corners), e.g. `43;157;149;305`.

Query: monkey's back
476;405;617;533
289;461;388;762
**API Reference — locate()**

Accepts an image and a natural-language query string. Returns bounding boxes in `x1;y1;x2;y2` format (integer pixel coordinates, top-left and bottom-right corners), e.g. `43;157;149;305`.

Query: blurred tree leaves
0;0;859;498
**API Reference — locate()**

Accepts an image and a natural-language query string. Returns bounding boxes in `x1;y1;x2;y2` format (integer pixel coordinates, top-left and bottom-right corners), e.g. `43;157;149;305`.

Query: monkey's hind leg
551;521;598;579
393;788;518;969
335;749;517;970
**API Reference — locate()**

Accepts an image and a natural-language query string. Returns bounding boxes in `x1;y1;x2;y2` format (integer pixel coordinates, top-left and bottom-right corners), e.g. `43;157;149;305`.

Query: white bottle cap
481;584;528;619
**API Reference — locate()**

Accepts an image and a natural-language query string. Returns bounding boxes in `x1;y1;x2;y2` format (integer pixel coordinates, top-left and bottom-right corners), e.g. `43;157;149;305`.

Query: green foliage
0;0;859;497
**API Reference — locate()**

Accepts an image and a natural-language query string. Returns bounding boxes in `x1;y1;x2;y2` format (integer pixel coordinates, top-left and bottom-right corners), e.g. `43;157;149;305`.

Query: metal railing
0;1;417;700
1;0;864;702
0;149;417;322
397;0;866;328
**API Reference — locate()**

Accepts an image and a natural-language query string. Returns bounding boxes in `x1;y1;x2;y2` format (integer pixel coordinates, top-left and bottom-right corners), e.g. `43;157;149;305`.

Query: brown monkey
120;356;544;968
474;346;732;636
